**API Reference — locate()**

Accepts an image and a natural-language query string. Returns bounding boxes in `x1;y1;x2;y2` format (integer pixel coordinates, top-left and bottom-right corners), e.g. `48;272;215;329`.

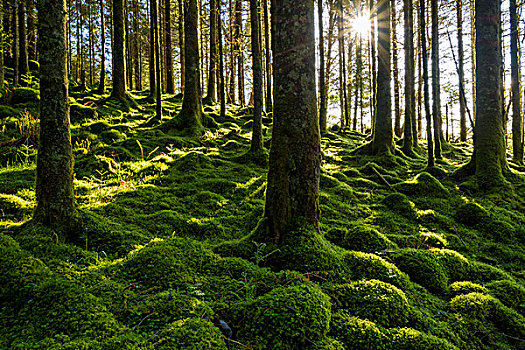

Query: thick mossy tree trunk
249;0;263;152
165;0;175;94
263;0;320;244
420;0;434;167
371;0;393;154
318;0;327;133
205;0;217;103
178;0;203;133
431;0;442;159
111;0;127;101
35;0;77;241
457;0;467;142
96;0;106;93
401;0;414;154
510;0;523;164
462;0;507;188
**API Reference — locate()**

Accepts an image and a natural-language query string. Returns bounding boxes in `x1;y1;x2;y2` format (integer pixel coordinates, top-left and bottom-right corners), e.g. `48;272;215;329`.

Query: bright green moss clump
237;284;331;349
454;202;490;227
153;318;228;350
330;313;389;349
393;172;450;198
327;279;410;327
382;192;417;219
389;327;459;350
325;223;397;253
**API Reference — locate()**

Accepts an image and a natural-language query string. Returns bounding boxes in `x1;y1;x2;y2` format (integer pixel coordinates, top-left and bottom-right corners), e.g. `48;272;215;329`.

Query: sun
350;11;371;38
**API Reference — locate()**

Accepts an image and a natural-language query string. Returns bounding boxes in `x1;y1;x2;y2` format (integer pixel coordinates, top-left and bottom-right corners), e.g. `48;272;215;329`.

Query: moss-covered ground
1;81;525;349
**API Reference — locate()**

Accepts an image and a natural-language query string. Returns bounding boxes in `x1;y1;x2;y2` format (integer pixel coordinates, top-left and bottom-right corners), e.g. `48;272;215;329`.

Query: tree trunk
96;0;105;93
178;0;203;133
111;0;127;100
416;4;422;143
132;0;141;90
148;0;156;98
457;0;466;142
35;0;77;241
337;0;347;128
420;0;434;167
205;0;218;102
18;0;28;79
165;0;174;93
371;0;393;154
263;0;272;112
218;5;226;119
263;0;320;244
510;0;523;163
470;0;476;121
153;0;162;118
392;0;401;138
249;0;263;151
402;0;414;154
234;0;244;105
370;0;377;130
431;0;442;159
26;0;35;62
0;0;4;93
227;0;235;103
353;38;361;132
178;0;184;91
12;0;19;85
318;0;326;133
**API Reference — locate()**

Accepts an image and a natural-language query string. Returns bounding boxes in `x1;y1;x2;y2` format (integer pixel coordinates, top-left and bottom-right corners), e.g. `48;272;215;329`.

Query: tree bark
153;0;162;118
318;0;326;133
510;0;523;163
234;0;244;105
26;0;35;62
35;0;77;241
431;0;442;159
457;0;466;142
263;0;320;244
96;0;106;93
13;0;19;85
263;0;272;112
392;0;401;138
249;0;263;151
371;0;393;154
165;0;174;93
18;0;28;79
0;0;4;94
178;0;203;133
111;0;127;100
402;0;414;154
178;0;184;92
218;5;226;119
205;0;218;102
420;0;434;167
370;0;377;130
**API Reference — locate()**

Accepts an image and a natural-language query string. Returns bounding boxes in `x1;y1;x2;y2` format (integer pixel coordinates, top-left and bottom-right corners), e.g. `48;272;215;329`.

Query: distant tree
153;0;162;119
420;0;434;167
35;0;77;240
401;0;414;154
178;0;184;91
18;0;28;79
457;0;467;142
262;0;272;112
178;0;203;133
510;0;523;164
96;0;106;93
318;0;327;133
249;0;263;152
165;0;175;94
263;0;320;243
0;0;4;94
13;0;19;86
205;0;218;103
218;5;225;119
111;0;128;101
392;0;401;138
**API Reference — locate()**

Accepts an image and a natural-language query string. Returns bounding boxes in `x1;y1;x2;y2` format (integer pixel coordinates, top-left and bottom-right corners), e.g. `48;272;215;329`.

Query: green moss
70;102;98;123
100;129;127;143
173;151;213;171
153;318;227;350
454;202;490;227
418;232;448;249
327;279;410;327
450;281;488;297
330;313;390;350
467;261;513;283
393;172;450;198
237;284;331;349
325;223;397;253
388;327;459;350
0;193;32;216
382;192;417;219
486;280;525;314
11;87;40;104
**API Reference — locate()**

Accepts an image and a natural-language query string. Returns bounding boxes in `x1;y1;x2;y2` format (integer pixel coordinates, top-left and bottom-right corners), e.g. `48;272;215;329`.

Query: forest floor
1;81;525;349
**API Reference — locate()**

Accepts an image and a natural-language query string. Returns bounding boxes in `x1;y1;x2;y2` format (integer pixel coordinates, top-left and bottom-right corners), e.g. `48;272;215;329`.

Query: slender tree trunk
26;0;35;62
470;0;476;121
165;0;174;93
132;0;141;90
431;0;442;159
227;0;235;103
402;0;414;153
111;0;127;100
178;0;203;133
35;0;77;240
371;0;393;154
370;0;377;130
263;0;320;244
153;0;162;118
416;5;422;142
337;0;347;128
318;0;327;133
18;0;28;79
178;0;184;92
89;6;94;85
13;0;19;85
0;0;4;93
205;0;218;102
249;0;263;151
457;0;466;142
67;0;72;77
420;0;433;167
263;0;272;112
392;0;401;138
510;0;523;163
149;0;156;98
218;5;225;119
125;2;132;89
353;38;361;132
235;0;244;105
96;0;106;93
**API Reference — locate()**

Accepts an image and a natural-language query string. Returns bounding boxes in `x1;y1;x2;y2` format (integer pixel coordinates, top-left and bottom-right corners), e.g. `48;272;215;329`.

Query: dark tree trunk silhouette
18;0;28;79
263;0;272;112
431;0;442;159
402;0;414;154
111;0;127;100
165;0;174;93
96;0;106;93
457;0;466;142
263;0;320;244
205;0;218;103
318;0;326;133
510;0;523;163
153;0;162;118
178;0;184;91
249;0;263;151
392;0;401;138
420;0;434;167
35;0;77;241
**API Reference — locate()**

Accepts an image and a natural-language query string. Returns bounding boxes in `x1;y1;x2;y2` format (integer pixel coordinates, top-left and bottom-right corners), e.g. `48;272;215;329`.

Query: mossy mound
152;318;228;350
325;223;397;253
0;193;32;217
388;327;459;350
330;313;390;349
485;280;525;314
450;281;488;297
382;192;417;219
327;279;411;327
236;284;331;349
10;87;40;105
393;172;450;198
454;202;490;227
